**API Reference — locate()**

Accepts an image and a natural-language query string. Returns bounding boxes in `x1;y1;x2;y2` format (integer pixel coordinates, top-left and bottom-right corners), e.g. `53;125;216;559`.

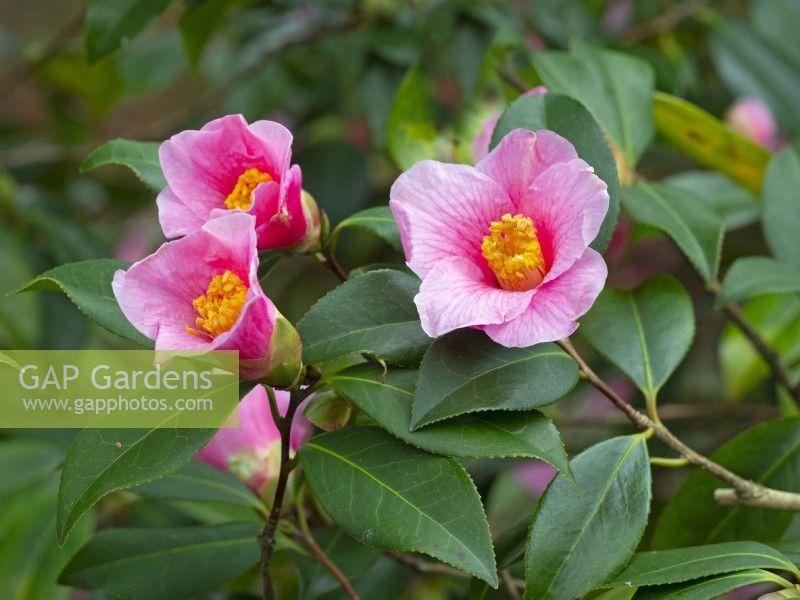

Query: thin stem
650;457;691;468
721;303;800;404
385;552;470;579
292;521;360;599
259;386;307;599
621;0;710;42
264;386;283;427
501;570;522;599
558;338;800;512
644;392;661;424
315;251;348;282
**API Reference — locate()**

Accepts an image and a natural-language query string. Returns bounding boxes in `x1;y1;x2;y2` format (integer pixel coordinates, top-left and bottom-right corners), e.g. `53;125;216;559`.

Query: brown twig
621;0;711;43
294;529;360;599
721;303;800;404
558;338;800;512
385;552;470;579
259;385;307;599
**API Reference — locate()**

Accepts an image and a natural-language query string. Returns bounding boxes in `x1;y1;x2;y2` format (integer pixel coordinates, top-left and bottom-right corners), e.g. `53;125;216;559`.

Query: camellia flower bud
112;212;302;383
156;114;314;251
725;98;782;151
197;385;311;494
391;129;608;348
291;189;322;253
472;87;548;163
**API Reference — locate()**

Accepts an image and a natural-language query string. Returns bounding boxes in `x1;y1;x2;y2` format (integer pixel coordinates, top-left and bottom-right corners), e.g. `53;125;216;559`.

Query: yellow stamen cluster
186;270;248;339
481;213;546;292
224;167;272;210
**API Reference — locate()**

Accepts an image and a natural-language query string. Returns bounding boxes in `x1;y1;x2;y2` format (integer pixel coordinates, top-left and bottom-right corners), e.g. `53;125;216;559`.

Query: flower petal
390;161;510;278
159;115;294;213
157;186;208;239
112;213;258;345
415;256;535;338
523;158;609;283
253;164;306;249
482;248;607;347
476;129;578;207
472;113;500;163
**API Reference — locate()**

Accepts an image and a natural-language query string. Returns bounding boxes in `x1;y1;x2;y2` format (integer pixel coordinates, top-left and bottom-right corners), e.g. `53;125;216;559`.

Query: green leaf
387;63;450;170
652;418;800;549
58;428;216;543
581;275;695;399
178;0;229;66
297;269;431;366
633;569;789;600
664;171;760;230
59;522;260;599
0;441;92;600
327;364;571;472
717;257;800;307
652;92;770;194
524;435;651;600
85;0;173;63
770;539;800;566
411;330;578;428
81;139;166;192
492;92;620;253
300;426;498;586
132;460;264;514
16;259;152;347
710;17;800;134
532;40;655;165
763;146;800;269
622;181;724;282
610;541;799;587
328;205;401;252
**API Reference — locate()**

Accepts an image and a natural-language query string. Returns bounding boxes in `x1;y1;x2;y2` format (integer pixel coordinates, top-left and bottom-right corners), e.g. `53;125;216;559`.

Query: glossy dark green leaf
298;269;430;366
412;330;578;428
132;460;264;513
664;171;759;230
623;182;724;282
710;17;800;134
717;257;800;307
762;147;800;269
524;435;651;600
300;426;497;586
581;275;695;399
81;139;166;192
652;93;770;195
610;541;798;587
652;418;800;549
492;92;620;253
85;0;173;63
633;569;789;600
532;40;655;165
58;428;216;543
328;206;401;252
327;364;570;472
60;522;260;599
16;259;152;347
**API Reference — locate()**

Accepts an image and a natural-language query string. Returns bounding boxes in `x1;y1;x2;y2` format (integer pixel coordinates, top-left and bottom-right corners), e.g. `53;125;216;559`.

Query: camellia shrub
3;1;800;599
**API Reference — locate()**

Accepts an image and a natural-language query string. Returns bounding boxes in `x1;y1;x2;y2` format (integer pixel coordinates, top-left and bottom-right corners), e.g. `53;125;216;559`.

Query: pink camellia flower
725;98;782;151
390;129;609;348
157;114;320;251
198;385;311;493
112;212;301;382
472;87;548;163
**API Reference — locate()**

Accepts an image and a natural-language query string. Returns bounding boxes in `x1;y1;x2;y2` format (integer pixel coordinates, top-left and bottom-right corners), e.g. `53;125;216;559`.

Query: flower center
186;270;248;339
224;167;272;211
481;213;546;291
